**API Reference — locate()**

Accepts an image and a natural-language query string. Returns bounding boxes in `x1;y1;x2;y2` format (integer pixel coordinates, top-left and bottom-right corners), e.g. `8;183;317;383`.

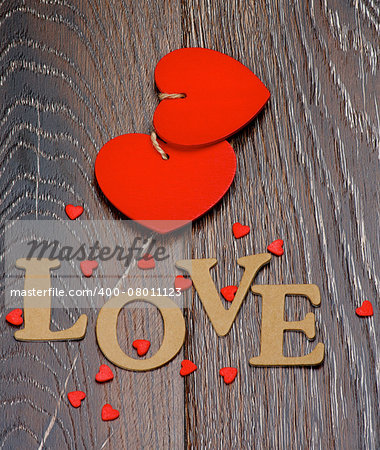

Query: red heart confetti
67;390;86;408
132;339;151;356
267;239;284;256
65;204;84;220
154;48;270;147
219;367;238;384
220;285;238;302
175;275;193;292
5;308;23;326
95;364;114;383
232;222;250;238
355;300;373;317
137;254;155;270
101;404;119;421
80;260;98;277
180;359;197;376
95;133;236;233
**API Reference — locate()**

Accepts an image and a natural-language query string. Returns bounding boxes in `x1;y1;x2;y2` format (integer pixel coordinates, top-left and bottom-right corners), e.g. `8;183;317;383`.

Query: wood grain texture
0;0;379;449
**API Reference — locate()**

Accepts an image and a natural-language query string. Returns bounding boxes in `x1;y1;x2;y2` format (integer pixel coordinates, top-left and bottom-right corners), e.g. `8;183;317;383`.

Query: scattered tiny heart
356;300;373;317
132;339;151;356
137;254;155;270
101;404;119;421
220;285;238;302
219;367;237;384
5;308;23;326
80;260;98;277
180;359;197;376
175;275;192;292
67;391;86;408
95;364;114;383
267;239;284;256
65;204;84;220
232;222;250;238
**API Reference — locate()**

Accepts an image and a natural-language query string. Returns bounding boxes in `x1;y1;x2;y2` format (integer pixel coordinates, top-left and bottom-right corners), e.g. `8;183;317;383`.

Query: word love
13;254;324;371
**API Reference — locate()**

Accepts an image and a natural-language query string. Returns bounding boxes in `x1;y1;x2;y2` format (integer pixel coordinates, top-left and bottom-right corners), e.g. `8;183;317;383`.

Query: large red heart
153;48;270;147
95;134;236;233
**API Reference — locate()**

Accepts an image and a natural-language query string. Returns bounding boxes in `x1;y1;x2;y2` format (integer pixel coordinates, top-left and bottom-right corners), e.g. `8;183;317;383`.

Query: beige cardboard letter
250;284;324;366
96;294;186;371
176;253;271;336
14;258;87;341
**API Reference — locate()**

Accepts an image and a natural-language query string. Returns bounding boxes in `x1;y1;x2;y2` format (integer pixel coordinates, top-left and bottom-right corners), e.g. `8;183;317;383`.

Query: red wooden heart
101;404;119;421
137;254;155;270
6;308;23;326
220;285;238;302
80;260;98;277
180;359;197;376
95;364;114;382
65;204;83;220
175;275;192;292
267;239;284;256
219;367;237;384
95;134;236;233
153;48;270;147
355;300;373;317
232;222;250;238
67;390;86;408
132;339;151;356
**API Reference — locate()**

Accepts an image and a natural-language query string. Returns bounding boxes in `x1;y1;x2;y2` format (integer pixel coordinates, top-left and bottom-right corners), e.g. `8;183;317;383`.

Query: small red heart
65;204;84;220
132;339;151;356
267;239;284;256
95;133;236;233
356;300;373;317
232;223;250;238
6;308;23;326
67;390;86;408
154;48;270;147
219;367;238;384
180;359;197;376
220;285;238;302
137;254;155;270
175;275;192;292
101;404;119;421
95;364;114;383
80;260;98;277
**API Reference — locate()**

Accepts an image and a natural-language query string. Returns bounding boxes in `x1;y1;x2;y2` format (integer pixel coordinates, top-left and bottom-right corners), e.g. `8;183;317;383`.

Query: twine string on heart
151;131;169;160
151;93;186;160
158;92;186;100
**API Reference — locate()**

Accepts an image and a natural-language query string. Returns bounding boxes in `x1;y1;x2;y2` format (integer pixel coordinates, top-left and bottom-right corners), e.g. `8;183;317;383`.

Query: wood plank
0;1;184;448
182;0;379;448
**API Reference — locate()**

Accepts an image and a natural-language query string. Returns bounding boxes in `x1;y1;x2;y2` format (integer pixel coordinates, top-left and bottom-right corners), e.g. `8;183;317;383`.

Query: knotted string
150;131;169;160
158;92;186;100
151;92;186;160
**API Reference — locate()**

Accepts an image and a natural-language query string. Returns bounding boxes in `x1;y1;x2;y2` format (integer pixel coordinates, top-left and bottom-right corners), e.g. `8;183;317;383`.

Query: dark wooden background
1;0;379;448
